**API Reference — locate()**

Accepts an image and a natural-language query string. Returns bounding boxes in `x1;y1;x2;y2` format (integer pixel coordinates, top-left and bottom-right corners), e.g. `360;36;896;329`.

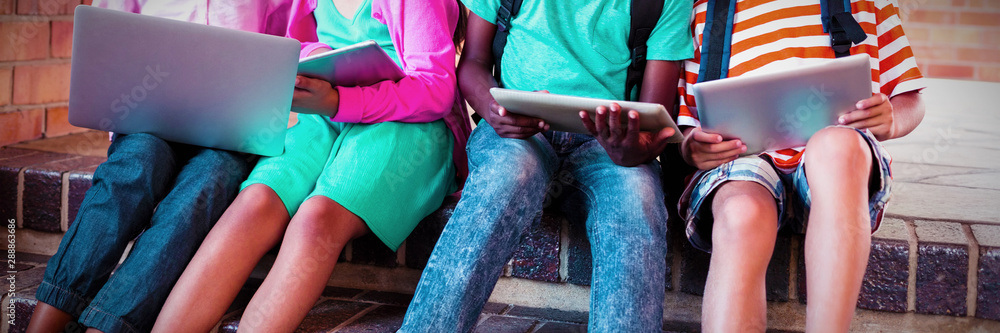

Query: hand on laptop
292;75;340;117
681;127;747;170
838;93;894;141
483;92;549;139
580;103;676;167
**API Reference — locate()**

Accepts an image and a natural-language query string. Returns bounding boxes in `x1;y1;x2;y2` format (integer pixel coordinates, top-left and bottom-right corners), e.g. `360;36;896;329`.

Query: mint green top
314;0;400;65
463;0;693;100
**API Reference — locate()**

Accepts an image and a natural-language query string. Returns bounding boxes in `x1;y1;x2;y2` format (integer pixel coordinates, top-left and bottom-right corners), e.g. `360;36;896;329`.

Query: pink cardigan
286;0;471;189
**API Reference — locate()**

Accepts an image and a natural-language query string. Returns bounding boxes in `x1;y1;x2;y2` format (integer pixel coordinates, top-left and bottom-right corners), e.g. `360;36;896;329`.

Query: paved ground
881;78;1000;225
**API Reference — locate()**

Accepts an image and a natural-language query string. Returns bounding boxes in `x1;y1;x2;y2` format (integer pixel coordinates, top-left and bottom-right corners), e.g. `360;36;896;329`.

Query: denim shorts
679;127;892;252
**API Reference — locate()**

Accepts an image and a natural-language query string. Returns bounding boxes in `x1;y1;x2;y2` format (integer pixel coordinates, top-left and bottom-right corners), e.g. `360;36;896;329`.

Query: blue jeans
35;133;253;333
400;122;668;332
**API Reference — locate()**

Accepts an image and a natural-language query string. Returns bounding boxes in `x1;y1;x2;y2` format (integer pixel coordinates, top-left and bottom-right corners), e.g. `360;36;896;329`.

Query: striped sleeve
677;1;705;128
874;0;925;97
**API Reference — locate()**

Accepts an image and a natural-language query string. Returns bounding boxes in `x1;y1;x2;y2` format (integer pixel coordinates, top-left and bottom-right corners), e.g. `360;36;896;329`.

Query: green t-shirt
463;0;693;100
315;0;400;66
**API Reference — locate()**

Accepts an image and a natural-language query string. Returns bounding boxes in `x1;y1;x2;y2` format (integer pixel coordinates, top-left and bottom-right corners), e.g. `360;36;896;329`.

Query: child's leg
153;184;291;332
73;146;252;333
556;137;668;331
702;181;778;333
400;123;558;332
28;133;179;333
801;127;873;332
236;196;366;332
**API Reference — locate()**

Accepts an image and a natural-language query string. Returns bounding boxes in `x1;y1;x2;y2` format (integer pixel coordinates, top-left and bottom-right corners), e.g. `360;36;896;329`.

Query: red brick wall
0;0;997;146
1;0;91;146
900;0;1000;81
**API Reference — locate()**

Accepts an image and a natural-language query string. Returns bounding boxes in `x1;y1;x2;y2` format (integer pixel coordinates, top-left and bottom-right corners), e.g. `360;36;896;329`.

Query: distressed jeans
35;133;253;333
400;121;668;332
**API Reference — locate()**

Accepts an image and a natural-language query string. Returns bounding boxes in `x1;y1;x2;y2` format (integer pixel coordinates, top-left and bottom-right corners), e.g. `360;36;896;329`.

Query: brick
566;209;592;286
904;9;957;24
533;322;586;333
765;234;791;302
45;106;86;137
0;109;44;146
482;302;509;315
960;11;1000;26
2;0;14;14
679;239;710;296
0;67;11;106
0;150;74;222
904;26;930;44
354;290;413;307
65;162;101;227
321;286;364;299
914;220;969;316
50;20;73;58
351;233;398;268
16;0;79;15
0;21;50;61
7;293;39;333
972;224;1000;321
13;63;72;105
971;0;1000;8
858;218;911;312
926;64;976;79
0;147;37;161
472;315;537;333
22;156;102;232
405;195;457;269
979;65;1000;82
338;305;406;333
224;300;371;332
910;45;958;61
956;47;1000;63
930;28;982;46
510;214;560;283
504;306;588;323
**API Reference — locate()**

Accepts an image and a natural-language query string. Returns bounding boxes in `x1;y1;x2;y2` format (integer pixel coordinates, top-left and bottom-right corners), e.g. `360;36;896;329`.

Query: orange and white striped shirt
677;0;925;173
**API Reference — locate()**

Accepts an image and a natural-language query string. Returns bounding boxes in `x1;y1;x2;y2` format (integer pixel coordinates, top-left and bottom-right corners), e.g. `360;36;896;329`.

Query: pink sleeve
91;0;141;12
285;0;333;58
331;0;458;123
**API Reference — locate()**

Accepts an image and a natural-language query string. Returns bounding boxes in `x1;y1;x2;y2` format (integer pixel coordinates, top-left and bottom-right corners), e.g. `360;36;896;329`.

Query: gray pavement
882;78;1000;224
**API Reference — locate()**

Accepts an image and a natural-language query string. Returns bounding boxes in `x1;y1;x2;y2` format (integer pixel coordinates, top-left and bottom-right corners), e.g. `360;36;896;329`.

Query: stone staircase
2;78;1000;332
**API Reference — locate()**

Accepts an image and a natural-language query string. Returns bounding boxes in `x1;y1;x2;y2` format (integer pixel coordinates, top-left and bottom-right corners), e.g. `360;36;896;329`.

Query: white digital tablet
297;40;404;87
691;54;872;155
489;88;684;143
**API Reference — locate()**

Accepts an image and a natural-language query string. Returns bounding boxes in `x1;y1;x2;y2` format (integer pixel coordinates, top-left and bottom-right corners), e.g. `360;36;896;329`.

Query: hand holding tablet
489;88;683;143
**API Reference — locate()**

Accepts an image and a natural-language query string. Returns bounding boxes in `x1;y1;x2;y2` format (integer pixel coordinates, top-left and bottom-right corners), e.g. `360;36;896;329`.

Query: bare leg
802;128;873;333
25;302;74;333
701;181;779;333
153;184;291;332
236;196;368;333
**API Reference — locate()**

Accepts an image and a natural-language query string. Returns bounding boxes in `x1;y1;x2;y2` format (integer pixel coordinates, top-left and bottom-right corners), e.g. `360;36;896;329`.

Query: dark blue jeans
35;133;253;333
400;122;668;332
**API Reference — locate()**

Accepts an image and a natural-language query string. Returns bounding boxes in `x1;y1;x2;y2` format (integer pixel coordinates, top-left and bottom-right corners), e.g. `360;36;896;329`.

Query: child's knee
804;127;872;170
711;182;778;244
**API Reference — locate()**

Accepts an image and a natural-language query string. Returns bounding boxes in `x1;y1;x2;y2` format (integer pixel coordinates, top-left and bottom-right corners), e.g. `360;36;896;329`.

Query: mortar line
559;217;570;282
328;304;380;332
906;219;918;312
963;223;979;317
789;236;799;301
60;171;69;231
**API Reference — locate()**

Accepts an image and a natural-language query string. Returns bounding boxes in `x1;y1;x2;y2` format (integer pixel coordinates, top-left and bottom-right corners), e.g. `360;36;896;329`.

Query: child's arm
838;91;925;141
457;13;549;138
322;0;462;123
91;0;140;12
580;61;681;167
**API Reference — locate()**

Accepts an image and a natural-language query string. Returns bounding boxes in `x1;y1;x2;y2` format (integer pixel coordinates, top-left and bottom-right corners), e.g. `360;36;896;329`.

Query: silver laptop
68;5;300;156
691;54;872;155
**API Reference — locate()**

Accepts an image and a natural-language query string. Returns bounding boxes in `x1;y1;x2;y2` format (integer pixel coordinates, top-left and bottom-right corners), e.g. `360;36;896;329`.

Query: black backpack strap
696;0;737;83
492;0;524;87
625;0;665;101
822;0;867;58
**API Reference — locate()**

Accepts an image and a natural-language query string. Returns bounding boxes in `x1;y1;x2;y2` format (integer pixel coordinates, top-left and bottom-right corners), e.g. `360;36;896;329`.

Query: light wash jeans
35;133;253;333
400;121;668;332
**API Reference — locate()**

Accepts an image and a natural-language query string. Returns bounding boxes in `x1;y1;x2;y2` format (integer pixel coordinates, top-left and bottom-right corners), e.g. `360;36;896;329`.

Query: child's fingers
292;89;313;102
838;109;874;125
294;75;324;92
691;129;724;144
697;144;745;163
855;93;888;110
581;111;599;135
624;111;641;142
495;111;546;129
608;104;622;139
594;106;610;138
699;139;744;154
